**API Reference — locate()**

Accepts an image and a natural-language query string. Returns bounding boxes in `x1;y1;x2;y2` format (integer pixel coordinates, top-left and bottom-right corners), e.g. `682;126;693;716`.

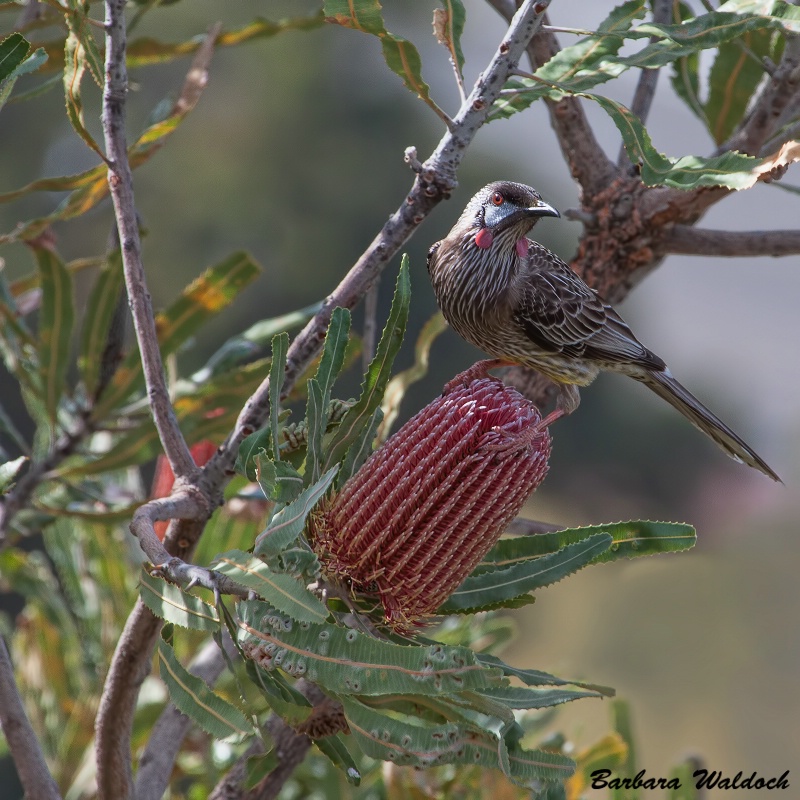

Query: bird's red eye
491;191;504;206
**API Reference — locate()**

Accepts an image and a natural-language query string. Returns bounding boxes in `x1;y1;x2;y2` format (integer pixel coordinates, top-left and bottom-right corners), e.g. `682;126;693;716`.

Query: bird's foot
536;407;566;431
443;359;511;394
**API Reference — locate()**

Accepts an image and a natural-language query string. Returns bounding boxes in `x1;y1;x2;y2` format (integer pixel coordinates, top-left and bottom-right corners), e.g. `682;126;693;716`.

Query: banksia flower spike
311;365;552;631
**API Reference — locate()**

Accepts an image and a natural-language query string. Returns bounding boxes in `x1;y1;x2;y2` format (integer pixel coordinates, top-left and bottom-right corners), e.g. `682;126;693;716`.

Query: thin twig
135;634;238;800
0;638;62;800
617;0;672;168
664;226;800;257
101;4;215;485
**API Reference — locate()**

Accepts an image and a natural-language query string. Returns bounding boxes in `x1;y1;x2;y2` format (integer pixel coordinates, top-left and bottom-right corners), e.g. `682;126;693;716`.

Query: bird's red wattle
475;228;493;249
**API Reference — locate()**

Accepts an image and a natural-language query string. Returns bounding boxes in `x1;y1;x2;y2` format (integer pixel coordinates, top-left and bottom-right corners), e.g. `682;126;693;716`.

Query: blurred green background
1;0;797;793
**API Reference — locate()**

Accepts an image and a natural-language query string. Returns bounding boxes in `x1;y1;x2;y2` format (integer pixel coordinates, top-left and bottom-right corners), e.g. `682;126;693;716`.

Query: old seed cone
310;368;551;631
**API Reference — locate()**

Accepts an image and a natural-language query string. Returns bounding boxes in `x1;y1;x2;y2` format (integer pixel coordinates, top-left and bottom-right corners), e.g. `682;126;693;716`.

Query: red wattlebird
427;180;780;481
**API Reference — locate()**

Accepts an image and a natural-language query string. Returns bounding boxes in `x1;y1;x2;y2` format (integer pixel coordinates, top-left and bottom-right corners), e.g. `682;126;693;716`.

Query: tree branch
664;225;800;257
101;2;214;484
0;637;62;800
135;635;237;800
95;600;162;800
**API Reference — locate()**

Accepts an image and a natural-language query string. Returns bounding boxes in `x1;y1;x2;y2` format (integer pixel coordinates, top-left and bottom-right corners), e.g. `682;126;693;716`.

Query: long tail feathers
639;369;781;483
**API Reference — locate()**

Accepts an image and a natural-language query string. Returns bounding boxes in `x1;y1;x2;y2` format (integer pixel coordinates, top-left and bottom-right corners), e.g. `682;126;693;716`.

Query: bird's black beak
524;200;560;220
493;200;560;233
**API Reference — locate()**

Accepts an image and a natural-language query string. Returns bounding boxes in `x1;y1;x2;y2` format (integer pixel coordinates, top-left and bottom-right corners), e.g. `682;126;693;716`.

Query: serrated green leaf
306;307;350;485
158;629;251;740
254;453;303;505
79;251;125;398
214;550;329;624
236;425;273;481
325;258;410;481
254;466;338;558
0;45;47;112
324;0;385;32
477;685;602;710
441;534;614;613
63;0;103;86
140;571;220;631
340;695;574;785
705;28;773;144
238;599;502;695
476;654;616;697
630;10;789;67
478;520;697;571
269;332;288;462
586;93;766;188
33;244;75;424
93;252;261;416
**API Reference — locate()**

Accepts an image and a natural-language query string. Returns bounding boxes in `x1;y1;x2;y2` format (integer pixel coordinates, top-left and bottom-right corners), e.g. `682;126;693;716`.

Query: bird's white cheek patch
475;229;494;249
516;238;529;258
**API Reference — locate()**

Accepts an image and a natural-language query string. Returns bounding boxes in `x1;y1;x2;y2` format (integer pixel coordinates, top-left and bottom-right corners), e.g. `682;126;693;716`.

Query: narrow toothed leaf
213;550;329;624
325;259;410;479
158;628;251;740
478;520;697;570
306;306;350;484
477;685;604;710
255;466;338;558
476;654;616;697
339;695;575;785
440;534;613;614
324;1;449;122
238;599;502;695
140;571;220;631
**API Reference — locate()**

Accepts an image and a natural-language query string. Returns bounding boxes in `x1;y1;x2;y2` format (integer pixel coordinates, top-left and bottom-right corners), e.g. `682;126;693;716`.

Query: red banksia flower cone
311;369;552;630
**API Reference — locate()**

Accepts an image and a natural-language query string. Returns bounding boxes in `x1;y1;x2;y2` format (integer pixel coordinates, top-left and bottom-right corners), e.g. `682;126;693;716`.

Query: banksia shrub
310;371;551;630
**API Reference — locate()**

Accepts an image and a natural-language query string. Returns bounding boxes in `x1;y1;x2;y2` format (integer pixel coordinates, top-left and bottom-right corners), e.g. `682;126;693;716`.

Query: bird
427;180;780;482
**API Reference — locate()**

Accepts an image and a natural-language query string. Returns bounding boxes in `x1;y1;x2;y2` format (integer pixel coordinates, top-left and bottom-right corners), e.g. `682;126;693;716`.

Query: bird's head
457;181;560;254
